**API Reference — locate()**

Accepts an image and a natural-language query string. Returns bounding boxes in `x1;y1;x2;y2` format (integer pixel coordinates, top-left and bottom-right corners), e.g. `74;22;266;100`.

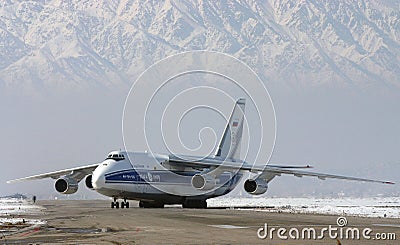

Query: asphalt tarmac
2;200;399;244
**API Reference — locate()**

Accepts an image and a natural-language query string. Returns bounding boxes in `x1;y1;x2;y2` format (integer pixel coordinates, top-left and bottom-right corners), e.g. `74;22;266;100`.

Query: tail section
215;98;245;160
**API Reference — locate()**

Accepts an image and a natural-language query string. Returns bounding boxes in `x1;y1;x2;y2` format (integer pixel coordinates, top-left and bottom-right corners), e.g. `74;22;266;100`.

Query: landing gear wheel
111;198;120;209
121;201;130;209
183;200;207;209
111;201;120;209
139;200;164;208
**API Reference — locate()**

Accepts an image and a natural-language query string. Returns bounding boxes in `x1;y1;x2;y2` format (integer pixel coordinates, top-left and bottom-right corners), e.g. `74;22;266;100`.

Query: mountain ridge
0;0;399;90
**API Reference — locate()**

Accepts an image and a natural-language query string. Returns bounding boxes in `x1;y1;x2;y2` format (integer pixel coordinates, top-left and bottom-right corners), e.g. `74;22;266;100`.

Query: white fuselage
91;152;242;204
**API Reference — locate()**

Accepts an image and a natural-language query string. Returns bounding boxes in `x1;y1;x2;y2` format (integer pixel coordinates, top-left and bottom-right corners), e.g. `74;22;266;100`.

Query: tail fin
215;98;245;160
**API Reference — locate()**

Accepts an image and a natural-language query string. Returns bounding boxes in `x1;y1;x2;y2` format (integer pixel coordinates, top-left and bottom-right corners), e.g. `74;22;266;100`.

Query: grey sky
1;82;399;199
0;0;399;199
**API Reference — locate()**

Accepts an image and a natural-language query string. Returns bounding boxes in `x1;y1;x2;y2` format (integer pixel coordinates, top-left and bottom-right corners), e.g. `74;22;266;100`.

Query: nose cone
92;166;106;190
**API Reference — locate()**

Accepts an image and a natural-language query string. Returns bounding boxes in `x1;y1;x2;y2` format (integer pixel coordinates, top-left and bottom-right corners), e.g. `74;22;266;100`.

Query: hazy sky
0;0;399;199
1;80;399;199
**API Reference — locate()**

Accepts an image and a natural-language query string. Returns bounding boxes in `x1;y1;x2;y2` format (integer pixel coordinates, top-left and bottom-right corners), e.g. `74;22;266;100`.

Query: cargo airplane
8;99;394;208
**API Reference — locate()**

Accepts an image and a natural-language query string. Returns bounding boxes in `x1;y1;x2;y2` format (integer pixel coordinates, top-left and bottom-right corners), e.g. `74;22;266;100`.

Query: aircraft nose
91;166;106;190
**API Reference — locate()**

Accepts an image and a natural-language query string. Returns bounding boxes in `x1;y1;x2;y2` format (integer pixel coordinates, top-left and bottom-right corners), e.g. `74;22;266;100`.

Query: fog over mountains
0;0;399;89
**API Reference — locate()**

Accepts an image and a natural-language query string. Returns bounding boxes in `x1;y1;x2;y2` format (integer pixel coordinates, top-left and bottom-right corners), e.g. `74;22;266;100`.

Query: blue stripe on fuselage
104;168;242;188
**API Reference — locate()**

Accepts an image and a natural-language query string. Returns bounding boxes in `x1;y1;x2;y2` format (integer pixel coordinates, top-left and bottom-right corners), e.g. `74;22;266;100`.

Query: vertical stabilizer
215;98;245;160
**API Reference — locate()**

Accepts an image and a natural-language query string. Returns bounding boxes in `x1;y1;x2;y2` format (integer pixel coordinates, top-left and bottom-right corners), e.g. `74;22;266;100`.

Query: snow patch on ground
0;198;44;215
208;197;400;218
0;198;45;227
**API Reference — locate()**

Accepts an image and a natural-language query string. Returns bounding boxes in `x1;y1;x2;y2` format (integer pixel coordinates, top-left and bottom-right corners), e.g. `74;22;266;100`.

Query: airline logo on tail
215;98;246;160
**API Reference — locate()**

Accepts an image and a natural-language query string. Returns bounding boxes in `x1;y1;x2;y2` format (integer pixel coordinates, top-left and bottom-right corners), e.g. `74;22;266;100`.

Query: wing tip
384;181;395;185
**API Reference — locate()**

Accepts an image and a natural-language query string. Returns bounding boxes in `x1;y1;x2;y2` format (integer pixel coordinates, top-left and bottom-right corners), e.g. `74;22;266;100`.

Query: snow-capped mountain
0;0;399;90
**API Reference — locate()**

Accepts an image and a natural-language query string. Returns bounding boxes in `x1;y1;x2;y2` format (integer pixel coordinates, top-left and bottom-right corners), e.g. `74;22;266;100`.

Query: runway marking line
20;227;40;236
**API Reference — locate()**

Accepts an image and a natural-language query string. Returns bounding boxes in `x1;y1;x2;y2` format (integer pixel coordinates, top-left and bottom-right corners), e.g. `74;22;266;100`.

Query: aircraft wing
168;156;394;185
262;166;395;184
7;163;99;183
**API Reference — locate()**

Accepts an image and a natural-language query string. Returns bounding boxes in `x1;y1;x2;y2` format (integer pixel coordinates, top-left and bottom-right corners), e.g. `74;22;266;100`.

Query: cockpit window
106;153;125;161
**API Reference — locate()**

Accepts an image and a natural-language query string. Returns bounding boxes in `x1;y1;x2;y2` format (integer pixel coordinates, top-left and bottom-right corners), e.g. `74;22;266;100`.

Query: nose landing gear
111;198;119;209
111;198;130;209
121;198;130;208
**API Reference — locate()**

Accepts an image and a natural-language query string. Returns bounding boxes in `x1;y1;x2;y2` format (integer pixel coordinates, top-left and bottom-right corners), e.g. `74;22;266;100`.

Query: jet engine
191;174;217;191
55;177;78;194
85;175;93;189
244;179;268;195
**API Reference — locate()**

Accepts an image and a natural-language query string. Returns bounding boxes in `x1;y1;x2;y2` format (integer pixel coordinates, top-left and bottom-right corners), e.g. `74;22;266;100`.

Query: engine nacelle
191;174;217;191
85;175;93;189
244;179;268;195
55;177;78;194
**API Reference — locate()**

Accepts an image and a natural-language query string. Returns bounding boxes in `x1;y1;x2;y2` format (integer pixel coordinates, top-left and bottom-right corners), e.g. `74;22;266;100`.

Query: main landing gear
182;199;207;209
111;198;130;209
139;200;164;208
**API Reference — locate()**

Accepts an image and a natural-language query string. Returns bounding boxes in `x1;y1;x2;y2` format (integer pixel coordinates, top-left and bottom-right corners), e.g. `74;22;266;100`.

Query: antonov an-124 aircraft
8;99;394;208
